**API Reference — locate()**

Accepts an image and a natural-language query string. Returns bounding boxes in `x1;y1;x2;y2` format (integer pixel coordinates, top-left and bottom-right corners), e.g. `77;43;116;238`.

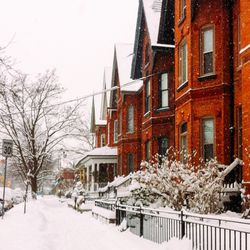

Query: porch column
97;163;100;188
91;163;95;191
86;165;90;191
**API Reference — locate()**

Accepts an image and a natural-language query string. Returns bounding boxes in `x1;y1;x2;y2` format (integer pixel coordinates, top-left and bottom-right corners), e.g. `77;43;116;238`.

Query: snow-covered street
0;196;190;250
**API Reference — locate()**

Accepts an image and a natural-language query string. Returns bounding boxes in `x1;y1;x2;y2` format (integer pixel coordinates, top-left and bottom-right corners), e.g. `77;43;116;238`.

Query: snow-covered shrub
128;149;224;214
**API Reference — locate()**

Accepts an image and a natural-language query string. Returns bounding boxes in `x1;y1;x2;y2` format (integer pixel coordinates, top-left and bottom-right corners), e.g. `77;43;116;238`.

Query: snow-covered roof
115;43;143;93
142;0;162;45
95;119;107;126
84;146;117;157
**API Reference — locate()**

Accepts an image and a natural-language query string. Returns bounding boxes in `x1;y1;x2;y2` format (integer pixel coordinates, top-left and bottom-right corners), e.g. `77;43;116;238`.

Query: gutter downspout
228;3;235;163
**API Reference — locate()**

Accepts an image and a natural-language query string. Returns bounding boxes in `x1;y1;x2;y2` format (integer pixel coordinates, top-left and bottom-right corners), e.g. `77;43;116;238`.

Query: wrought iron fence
114;203;250;250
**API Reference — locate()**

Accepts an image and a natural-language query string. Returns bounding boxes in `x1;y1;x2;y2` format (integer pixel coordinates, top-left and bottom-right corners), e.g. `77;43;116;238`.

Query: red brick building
239;0;250;192
90;0;250;198
173;0;250;195
131;0;175;162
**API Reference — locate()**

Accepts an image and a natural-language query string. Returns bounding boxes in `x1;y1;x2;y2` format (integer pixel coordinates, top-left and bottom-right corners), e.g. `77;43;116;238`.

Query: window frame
180;0;186;21
158;136;168;157
127;105;134;133
145;79;151;114
179;122;188;163
114;120;118;143
101;134;106;147
119;112;122;136
145;140;151;162
179;39;188;86
201;117;215;161
200;25;215;76
159;73;169;108
127;153;134;173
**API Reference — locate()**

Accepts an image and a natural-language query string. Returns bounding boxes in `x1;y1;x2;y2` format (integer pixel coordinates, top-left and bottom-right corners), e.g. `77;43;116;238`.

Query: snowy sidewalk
0;196;190;250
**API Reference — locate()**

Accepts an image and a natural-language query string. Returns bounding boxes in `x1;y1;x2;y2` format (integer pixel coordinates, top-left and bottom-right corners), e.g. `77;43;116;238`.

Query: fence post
180;210;185;239
139;206;144;237
115;203;120;226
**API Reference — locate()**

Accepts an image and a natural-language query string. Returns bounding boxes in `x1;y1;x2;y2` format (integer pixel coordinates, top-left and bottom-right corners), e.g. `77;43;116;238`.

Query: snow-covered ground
0;196;191;250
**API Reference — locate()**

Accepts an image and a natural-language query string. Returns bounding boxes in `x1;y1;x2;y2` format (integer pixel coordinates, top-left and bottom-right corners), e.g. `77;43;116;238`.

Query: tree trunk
31;176;37;194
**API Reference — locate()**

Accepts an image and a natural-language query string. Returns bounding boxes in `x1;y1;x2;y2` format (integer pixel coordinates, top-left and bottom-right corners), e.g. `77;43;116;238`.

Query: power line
0;71;162;117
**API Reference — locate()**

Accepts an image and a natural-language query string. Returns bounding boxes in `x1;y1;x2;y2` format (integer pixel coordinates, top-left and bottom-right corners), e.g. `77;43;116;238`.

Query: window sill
237;64;242;72
198;74;216;82
157;107;170;112
177;81;188;92
126;131;134;135
178;16;186;27
144;111;150;118
144;62;149;70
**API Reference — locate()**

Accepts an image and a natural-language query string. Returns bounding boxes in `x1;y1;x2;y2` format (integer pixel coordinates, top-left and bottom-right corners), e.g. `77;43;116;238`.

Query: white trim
240;44;250;54
151;43;175;48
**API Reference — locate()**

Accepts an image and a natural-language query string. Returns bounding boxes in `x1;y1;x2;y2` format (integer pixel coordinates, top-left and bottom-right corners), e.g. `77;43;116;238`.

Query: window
158;137;168;162
114;120;118;143
145;79;150;113
202;118;214;161
127;105;134;133
127;153;134;173
101;134;106;147
119;112;122;135
179;40;188;85
201;27;214;75
180;123;188;162
180;0;186;20
237;106;242;159
108;123;110;145
159;73;169;108
145;141;151;161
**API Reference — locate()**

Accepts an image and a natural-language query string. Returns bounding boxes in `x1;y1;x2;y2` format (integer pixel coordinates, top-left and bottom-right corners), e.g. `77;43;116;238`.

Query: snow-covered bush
128;149;224;214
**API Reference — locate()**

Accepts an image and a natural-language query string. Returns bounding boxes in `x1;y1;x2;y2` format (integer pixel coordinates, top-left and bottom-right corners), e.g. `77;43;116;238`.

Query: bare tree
0;70;83;193
64;117;95;160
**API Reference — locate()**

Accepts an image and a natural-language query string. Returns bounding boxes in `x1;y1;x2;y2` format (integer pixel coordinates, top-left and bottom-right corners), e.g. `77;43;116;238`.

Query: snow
115;43;143;92
240;44;250;54
142;0;162;44
95;119;107;126
0;196;192;250
92;205;116;220
0;187;14;200
83;146;117;157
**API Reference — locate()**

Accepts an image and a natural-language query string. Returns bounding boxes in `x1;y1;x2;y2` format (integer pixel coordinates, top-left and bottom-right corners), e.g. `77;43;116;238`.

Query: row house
131;0;175;162
88;0;250;202
174;0;250;197
90;0;174;184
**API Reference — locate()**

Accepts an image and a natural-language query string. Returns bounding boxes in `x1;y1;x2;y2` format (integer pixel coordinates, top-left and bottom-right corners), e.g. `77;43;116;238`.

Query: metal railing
94;200;116;211
114;203;250;250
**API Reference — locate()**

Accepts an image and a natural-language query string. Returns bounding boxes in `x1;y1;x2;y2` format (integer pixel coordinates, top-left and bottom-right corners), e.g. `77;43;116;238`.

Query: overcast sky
0;0;139;115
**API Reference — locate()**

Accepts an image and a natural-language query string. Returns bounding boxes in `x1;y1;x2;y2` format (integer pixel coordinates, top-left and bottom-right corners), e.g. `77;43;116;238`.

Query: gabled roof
109;44;143;107
80;146;118;166
100;67;112;120
115;43;143;93
131;0;174;79
143;0;162;45
90;96;96;134
95;119;107;126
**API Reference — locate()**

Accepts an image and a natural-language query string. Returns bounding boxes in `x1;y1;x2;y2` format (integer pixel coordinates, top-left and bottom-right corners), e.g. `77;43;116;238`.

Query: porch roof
80;146;117;166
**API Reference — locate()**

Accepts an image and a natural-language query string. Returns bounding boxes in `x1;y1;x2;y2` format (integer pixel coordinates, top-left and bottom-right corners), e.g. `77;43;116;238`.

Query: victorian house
85;0;250;202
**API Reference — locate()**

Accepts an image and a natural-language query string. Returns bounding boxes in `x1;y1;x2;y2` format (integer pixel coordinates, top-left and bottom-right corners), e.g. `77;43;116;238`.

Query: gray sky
0;0;139;113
